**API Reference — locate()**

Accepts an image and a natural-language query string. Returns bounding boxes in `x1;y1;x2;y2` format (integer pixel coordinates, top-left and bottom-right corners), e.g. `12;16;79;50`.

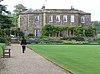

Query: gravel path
0;44;71;74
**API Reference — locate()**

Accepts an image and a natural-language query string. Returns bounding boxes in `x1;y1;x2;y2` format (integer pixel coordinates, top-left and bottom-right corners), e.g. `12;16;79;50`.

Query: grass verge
28;44;100;74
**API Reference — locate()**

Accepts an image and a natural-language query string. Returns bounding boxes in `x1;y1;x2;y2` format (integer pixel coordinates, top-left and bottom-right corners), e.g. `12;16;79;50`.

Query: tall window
56;15;60;22
71;15;74;22
48;15;53;22
63;15;67;22
35;16;39;21
81;16;85;23
34;29;40;37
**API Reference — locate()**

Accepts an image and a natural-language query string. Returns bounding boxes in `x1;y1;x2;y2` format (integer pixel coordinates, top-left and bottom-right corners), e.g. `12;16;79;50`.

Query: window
63;15;67;22
71;15;74;22
56;15;60;22
81;16;85;23
35;16;39;21
34;29;40;37
48;15;53;22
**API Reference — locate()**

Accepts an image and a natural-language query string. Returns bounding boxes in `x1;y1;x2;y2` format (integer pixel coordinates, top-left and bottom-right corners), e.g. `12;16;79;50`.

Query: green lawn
0;43;5;57
28;44;100;74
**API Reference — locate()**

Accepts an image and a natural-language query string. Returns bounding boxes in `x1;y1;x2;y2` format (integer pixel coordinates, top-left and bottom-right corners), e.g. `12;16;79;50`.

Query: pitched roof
21;8;34;13
20;8;91;15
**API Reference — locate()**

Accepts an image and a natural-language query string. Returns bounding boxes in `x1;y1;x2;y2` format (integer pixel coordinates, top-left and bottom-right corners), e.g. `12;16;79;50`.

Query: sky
0;0;100;21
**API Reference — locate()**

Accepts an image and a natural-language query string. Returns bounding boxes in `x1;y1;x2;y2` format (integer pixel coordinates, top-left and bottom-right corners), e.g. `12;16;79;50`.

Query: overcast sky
1;0;100;21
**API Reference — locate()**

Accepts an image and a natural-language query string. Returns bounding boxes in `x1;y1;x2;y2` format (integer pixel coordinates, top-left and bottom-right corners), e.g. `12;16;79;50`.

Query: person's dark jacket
21;39;27;45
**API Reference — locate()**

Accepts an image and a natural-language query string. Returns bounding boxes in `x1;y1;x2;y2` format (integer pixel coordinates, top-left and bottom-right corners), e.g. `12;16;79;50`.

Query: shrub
0;37;6;43
27;38;40;44
61;37;84;41
96;34;100;40
63;40;73;44
39;37;63;44
0;46;3;57
72;37;84;41
0;43;5;57
27;33;34;38
50;40;63;44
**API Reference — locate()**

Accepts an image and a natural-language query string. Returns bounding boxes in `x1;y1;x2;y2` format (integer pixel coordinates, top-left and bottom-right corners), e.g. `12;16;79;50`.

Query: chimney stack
41;4;45;9
71;6;74;10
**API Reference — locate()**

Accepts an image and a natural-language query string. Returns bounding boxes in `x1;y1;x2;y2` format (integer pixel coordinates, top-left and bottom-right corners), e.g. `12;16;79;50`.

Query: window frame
56;15;60;22
48;15;53;22
81;16;85;23
63;15;67;22
70;15;74;22
35;16;39;21
34;29;40;37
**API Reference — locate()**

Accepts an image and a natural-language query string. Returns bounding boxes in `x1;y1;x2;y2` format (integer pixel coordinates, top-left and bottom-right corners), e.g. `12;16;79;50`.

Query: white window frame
34;29;37;36
71;15;74;22
81;16;85;23
48;15;53;22
35;16;39;21
56;15;60;22
63;15;67;22
34;29;40;37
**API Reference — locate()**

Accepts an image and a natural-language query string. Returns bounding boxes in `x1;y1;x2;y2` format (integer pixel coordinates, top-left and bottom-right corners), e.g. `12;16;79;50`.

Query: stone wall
18;8;91;36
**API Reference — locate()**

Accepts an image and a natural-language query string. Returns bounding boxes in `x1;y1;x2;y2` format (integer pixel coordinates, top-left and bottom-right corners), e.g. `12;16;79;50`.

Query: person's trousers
22;46;26;53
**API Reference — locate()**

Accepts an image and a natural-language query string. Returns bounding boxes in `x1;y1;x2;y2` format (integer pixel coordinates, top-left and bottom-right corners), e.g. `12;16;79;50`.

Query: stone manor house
18;6;91;37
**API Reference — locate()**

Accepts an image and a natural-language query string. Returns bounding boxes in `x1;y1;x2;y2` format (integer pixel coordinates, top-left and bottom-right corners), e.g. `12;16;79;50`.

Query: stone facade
18;7;91;37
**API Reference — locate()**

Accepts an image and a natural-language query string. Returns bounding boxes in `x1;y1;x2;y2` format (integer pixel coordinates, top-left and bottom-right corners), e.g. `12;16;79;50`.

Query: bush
49;40;63;44
0;43;5;57
0;37;6;43
27;33;34;38
63;40;73;44
40;37;63;44
96;34;100;40
72;37;84;41
0;44;5;69
61;37;84;41
27;37;63;44
0;46;3;57
27;38;39;44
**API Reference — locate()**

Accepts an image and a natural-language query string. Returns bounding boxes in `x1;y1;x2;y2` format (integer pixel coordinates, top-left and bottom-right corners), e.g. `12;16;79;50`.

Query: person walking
21;37;27;53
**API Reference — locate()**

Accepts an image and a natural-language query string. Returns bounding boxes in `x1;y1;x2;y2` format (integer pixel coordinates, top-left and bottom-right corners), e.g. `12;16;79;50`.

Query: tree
41;24;54;36
0;1;13;43
8;14;18;27
92;21;100;34
0;14;13;29
85;25;94;37
74;25;83;36
13;4;26;28
0;1;12;29
13;4;26;15
0;4;10;14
